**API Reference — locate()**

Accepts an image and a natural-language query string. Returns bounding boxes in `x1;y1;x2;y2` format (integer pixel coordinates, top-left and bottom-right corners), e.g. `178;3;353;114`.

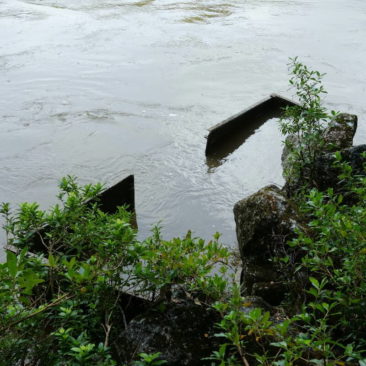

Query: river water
1;0;366;256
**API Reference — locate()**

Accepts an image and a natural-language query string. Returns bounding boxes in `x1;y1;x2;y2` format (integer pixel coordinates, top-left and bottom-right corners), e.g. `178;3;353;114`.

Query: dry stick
237;347;250;366
37;230;49;252
2;293;72;332
103;310;113;348
102;322;112;349
103;291;122;348
120;305;128;331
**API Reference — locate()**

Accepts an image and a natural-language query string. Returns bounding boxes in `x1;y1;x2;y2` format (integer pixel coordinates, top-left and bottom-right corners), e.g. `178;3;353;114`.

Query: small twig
237;346;250;366
102;323;112;348
119;304;128;330
1;293;72;332
36;230;49;251
102;291;121;348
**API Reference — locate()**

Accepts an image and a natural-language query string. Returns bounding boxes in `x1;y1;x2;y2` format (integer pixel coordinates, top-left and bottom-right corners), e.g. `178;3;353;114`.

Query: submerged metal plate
205;94;299;164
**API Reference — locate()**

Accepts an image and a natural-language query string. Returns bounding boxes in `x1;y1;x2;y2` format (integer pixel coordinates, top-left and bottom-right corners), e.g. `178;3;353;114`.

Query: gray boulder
281;113;358;196
113;299;220;365
234;185;301;305
323;113;357;151
313;144;366;192
282;113;357;170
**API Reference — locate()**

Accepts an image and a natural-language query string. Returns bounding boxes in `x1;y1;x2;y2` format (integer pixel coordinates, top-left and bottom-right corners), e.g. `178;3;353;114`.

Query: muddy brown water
1;0;366;258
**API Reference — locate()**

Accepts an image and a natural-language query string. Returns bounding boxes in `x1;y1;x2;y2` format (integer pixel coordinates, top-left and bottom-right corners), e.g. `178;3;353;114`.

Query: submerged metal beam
90;174;135;215
6;174;135;255
205;94;299;158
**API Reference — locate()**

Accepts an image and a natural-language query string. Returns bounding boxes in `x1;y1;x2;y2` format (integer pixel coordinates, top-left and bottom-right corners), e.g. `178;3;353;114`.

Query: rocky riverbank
115;112;365;365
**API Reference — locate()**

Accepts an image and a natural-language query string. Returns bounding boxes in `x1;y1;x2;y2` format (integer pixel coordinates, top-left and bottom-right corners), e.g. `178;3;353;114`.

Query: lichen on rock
234;185;301;305
323;113;357;151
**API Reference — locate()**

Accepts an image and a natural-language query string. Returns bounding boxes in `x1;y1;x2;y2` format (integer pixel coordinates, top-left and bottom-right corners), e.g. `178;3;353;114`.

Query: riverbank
2;101;365;364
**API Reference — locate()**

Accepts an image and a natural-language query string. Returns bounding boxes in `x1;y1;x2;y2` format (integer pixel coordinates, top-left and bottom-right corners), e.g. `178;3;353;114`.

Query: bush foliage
0;176;230;365
279;57;338;189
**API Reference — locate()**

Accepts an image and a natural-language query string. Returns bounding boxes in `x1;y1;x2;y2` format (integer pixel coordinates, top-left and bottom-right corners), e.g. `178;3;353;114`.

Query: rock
281;113;358;196
234;185;301;305
282;114;357;171
252;282;287;306
281;134;299;179
342;144;366;169
323;113;357;151
239;295;273;314
234;185;299;260
313;144;366;192
240;296;287;324
240;263;277;293
113;299;221;365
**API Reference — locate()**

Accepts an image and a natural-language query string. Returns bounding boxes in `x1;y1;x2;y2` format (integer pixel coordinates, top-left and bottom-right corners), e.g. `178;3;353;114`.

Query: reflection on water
206;115;279;170
178;3;233;23
205;95;295;169
206;117;282;172
134;0;155;7
1;0;366;260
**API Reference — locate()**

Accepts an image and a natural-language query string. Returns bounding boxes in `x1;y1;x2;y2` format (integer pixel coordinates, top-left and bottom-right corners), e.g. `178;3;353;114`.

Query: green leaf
48;253;56;267
309;277;320;290
6;250;18;277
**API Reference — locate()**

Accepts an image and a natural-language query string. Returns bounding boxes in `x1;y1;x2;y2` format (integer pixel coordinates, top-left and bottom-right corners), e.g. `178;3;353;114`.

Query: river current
1;0;366;257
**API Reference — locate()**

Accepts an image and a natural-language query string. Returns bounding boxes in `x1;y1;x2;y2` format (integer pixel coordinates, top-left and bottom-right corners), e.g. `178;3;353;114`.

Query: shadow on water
205;110;280;170
205;95;298;170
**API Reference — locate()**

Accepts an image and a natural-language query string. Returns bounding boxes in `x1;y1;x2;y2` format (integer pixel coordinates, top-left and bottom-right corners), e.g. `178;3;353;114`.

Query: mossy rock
234;185;301;305
113;299;221;365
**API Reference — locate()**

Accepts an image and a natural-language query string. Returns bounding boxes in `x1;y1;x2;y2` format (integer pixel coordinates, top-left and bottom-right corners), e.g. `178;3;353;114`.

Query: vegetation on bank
0;177;230;365
0;59;365;365
209;158;366;365
207;59;366;365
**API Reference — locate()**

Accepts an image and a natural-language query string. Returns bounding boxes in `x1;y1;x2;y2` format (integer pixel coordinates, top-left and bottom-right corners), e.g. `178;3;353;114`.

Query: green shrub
0;176;230;365
279;57;338;189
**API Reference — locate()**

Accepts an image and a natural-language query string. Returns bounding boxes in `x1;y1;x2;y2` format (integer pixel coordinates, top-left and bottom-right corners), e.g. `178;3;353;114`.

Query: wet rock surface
113;299;221;365
323;113;357;151
314;144;366;192
234;185;301;305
